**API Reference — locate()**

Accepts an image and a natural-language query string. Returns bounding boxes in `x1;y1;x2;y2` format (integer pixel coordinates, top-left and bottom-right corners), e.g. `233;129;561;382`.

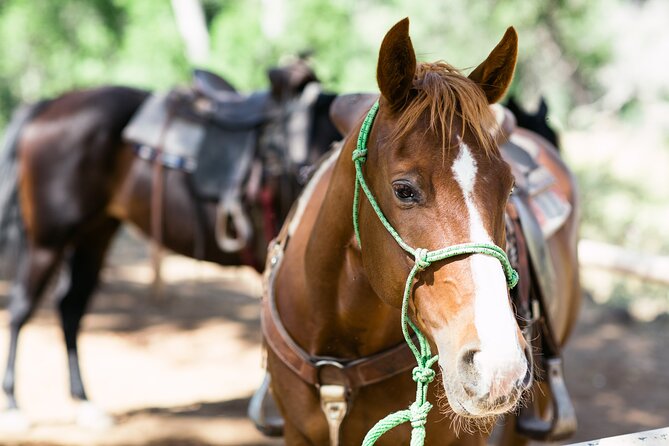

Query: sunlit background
0;0;668;444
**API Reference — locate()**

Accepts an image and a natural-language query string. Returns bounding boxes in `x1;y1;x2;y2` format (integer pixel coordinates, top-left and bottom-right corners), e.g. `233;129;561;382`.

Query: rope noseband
353;101;518;446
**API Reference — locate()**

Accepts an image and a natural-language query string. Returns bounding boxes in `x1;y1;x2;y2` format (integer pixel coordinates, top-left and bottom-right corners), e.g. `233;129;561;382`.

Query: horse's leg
56;217;119;428
1;243;64;429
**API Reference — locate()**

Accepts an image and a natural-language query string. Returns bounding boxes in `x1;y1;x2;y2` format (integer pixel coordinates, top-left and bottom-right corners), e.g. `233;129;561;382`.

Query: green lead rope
353;101;519;446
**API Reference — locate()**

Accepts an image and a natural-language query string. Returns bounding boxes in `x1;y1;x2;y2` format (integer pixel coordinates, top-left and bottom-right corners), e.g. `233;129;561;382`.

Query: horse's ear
537;96;548;118
468;27;518;104
377;18;416;112
268;59;318;100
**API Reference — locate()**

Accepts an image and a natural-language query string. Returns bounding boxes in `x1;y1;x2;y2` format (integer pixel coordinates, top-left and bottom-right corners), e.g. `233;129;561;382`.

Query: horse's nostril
462;382;477;397
461;348;479;367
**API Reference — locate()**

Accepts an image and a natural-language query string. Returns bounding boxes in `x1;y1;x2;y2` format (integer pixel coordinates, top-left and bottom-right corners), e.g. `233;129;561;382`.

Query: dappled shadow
0;227;265;347
562;295;669;443
119;396;253;420
2;229;669;444
88;278;262;345
0;276;264;348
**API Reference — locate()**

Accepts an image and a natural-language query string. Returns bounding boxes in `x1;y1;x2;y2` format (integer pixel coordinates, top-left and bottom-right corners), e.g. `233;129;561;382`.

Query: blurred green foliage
0;0;641;128
0;0;190;125
0;0;667;310
0;1;667;293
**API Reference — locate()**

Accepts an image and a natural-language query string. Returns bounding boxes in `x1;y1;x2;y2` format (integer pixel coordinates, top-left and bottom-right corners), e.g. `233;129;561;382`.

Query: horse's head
357;19;531;421
268;56;319;101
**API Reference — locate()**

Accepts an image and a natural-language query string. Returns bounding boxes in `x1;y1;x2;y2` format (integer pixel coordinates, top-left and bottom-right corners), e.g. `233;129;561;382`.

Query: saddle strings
352;100;518;446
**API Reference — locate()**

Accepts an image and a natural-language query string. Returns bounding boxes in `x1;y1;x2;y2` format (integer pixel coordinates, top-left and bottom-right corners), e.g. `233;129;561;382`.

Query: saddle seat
172;86;272;131
192;68;239;98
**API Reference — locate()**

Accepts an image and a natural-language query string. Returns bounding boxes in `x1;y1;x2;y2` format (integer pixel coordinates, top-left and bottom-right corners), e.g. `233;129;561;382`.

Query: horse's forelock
389;62;499;158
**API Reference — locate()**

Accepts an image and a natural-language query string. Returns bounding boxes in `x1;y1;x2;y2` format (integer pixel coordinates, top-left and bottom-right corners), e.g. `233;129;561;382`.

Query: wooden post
578;239;669;285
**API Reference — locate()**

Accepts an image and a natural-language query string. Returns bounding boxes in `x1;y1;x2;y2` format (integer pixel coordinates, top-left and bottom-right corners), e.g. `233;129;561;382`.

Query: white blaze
450;139;525;390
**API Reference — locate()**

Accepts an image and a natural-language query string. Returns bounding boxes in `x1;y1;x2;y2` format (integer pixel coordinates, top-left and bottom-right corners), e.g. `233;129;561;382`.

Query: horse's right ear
377;18;416;112
468;27;518;104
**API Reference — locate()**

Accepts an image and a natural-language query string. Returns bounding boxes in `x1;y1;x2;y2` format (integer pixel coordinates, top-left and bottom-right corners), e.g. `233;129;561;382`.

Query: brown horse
0;67;340;425
264;19;580;445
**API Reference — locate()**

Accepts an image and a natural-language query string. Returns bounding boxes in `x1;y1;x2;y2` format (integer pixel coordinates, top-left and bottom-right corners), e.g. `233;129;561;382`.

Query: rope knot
508;269;519;289
414;248;430;270
409;401;433;429
352;148;368;163
412;366;436;384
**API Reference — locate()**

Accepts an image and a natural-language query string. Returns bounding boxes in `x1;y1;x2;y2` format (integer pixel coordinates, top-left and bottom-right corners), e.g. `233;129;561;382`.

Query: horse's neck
275;136;403;359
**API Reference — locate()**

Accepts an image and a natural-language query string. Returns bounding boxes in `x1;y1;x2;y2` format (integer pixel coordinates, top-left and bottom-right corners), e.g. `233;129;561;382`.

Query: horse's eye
392;182;419;202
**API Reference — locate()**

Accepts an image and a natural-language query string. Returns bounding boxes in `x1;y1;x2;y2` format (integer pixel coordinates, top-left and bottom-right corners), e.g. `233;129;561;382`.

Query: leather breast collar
261;209;416;391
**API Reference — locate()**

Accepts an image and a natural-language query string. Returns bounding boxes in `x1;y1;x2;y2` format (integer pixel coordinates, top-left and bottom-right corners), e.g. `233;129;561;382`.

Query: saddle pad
502;137;571;239
123;92;204;163
528;188;572;239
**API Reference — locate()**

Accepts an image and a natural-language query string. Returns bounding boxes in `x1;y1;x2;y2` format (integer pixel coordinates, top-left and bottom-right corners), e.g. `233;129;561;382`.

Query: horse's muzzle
447;344;533;417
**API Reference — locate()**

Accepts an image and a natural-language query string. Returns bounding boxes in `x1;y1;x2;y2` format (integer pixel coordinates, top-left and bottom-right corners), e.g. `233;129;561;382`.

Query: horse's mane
390;61;498;157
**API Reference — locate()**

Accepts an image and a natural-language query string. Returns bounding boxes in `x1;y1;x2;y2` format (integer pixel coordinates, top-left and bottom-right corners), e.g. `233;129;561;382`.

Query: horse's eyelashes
392;181;421;203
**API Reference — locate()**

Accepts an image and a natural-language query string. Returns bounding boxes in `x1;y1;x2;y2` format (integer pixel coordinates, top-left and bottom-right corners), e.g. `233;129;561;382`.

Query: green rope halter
354;101;519;446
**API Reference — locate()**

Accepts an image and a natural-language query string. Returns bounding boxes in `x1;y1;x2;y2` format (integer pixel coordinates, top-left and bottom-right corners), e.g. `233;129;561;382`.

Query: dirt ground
0;228;668;445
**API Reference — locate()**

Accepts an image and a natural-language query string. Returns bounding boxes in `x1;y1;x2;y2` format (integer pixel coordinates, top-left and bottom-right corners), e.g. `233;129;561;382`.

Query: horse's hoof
0;408;31;432
76;402;114;430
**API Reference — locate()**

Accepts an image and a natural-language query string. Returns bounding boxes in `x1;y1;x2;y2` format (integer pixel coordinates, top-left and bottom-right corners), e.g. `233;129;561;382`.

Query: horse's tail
0;101;47;278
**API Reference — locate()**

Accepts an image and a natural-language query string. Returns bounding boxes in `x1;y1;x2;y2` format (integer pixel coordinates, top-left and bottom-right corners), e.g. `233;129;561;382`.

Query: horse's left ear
468;27;518;104
377;18;416;112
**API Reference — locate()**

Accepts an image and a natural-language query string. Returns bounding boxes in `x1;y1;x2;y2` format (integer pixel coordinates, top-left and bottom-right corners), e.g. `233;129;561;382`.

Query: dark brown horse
264;19;580;445
0;67;340;425
505;95;559;149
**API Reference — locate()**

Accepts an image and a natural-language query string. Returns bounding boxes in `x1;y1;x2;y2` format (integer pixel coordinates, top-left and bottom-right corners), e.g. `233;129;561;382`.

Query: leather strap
510;193;562;358
262;260;416;388
149;107;176;295
261;211;416;390
506;202;532;326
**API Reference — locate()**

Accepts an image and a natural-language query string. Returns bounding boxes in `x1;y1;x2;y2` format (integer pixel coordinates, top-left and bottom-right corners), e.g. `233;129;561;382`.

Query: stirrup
516;357;577;441
248;373;284;437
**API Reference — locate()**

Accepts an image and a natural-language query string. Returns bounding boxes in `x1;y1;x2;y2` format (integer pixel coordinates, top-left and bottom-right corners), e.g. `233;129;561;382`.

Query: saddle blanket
505;132;571;239
123;91;203;169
